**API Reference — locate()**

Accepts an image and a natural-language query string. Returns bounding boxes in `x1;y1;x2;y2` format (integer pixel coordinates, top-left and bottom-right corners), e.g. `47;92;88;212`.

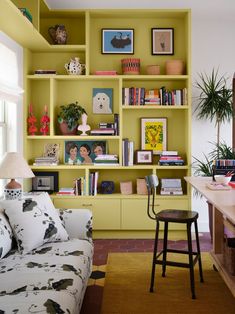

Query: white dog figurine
93;92;112;114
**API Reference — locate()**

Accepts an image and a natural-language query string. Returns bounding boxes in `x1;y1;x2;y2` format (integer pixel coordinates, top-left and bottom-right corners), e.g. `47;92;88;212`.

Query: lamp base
4;188;22;200
4;179;22;200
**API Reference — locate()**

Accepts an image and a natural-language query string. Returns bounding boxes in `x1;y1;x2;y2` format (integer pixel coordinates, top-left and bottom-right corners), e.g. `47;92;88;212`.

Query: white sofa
0;193;93;314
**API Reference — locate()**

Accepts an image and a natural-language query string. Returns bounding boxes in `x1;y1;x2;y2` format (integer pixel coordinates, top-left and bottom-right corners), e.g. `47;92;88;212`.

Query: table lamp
0;152;35;200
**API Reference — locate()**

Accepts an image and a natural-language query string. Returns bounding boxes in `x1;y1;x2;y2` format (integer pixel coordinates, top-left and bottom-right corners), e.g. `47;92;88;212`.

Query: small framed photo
136;150;153;164
102;29;134;54
64;140;107;164
93;88;113;114
151;28;174;55
32;171;59;194
141;118;167;155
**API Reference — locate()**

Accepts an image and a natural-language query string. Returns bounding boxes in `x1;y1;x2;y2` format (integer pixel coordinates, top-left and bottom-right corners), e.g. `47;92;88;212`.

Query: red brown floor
81;233;212;314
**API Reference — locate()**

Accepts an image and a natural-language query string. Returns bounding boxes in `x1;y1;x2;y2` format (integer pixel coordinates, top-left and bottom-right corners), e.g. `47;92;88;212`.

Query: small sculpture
27;104;37;135
77;113;90;136
40;105;50;136
65;57;85;75
48;24;67;45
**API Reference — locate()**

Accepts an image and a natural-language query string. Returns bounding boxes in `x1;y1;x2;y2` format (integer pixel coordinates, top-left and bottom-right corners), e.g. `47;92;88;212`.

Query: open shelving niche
5;1;191;237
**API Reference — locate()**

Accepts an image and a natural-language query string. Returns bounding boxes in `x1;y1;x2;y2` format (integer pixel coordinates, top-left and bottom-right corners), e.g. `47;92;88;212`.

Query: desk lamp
0;152;35;200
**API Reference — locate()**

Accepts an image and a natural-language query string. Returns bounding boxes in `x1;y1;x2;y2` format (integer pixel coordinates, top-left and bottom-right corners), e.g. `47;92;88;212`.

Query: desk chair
145;174;204;299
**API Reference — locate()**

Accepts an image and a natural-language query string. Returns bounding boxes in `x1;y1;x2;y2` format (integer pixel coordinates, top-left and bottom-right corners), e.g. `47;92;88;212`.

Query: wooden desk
185;176;235;297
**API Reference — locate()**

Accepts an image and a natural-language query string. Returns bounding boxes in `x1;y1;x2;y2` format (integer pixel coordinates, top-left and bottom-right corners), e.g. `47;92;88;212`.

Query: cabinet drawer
121;198;189;230
54;198;121;230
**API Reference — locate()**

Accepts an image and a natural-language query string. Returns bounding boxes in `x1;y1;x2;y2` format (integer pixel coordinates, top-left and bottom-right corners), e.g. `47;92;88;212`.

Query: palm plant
194;68;233;149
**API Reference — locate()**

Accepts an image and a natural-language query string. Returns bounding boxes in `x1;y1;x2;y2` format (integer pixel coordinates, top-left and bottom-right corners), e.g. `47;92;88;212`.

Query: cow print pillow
0;212;13;258
0;193;69;254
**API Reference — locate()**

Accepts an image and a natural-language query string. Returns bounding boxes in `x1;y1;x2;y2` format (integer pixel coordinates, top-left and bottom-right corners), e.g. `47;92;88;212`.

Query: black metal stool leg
150;219;159;292
162;221;168;277
187;222;196;299
194;220;204;283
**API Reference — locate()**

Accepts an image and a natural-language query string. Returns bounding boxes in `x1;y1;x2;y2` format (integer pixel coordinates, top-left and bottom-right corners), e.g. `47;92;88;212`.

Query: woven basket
146;65;160;75
165;60;184;75
121;58;140;75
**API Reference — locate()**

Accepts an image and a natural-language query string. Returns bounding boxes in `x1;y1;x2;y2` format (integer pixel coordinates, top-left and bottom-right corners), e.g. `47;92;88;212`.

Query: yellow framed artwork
141;118;167;154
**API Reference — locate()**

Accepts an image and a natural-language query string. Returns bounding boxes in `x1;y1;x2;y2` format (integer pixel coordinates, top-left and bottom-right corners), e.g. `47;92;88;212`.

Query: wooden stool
145;175;204;299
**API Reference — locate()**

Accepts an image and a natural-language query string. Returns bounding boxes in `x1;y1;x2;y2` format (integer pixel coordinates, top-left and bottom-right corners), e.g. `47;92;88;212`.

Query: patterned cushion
0;212;13;258
0;193;69;254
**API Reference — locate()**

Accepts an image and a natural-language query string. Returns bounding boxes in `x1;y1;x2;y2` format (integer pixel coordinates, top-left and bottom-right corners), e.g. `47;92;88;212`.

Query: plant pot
59;121;77;135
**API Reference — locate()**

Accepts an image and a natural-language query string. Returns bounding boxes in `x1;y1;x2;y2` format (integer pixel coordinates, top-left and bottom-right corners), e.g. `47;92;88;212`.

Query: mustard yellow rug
101;252;235;314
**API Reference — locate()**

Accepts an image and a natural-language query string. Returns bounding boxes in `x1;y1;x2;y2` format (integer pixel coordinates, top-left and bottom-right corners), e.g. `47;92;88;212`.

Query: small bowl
214;175;232;185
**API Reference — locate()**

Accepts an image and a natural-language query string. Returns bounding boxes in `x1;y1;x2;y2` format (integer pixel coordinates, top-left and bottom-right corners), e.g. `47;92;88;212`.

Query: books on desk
206;182;232;190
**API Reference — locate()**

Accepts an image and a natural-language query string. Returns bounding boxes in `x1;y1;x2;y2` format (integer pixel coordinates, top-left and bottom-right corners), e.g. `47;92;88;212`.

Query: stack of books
90;128;115;136
144;89;161;105
159;151;184;166
160;178;183;195
57;187;75;195
94;154;119;165
33;156;58;166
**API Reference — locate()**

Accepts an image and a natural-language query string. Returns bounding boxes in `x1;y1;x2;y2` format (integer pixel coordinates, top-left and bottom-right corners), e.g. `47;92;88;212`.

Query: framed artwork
44;143;59;160
141;118;167;154
64;140;107;164
101;29;134;54
135;150;153;164
93;88;113;114
151;28;174;55
32;171;59;193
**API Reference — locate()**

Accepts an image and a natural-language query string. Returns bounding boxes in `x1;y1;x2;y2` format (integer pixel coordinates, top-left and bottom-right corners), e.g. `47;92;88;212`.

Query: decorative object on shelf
40;105;50;136
27;104;38;135
19;8;32;23
32;171;59;194
64;57;85;75
64;140;107;164
146;65;160;75
141;118;167;155
77;113;91;136
120;181;133;195
121;58;140;75
102;29;134;54
165;59;184;75
0;152;35;200
48;24;67;45
151;28;174;55
135;150;153;164
44;143;60;162
100;181;115;194
92;88;113;114
58;101;86;135
136;178;148;195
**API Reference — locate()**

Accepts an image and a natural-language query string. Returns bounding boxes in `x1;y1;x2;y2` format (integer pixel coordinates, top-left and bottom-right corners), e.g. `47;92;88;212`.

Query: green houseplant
58;101;87;135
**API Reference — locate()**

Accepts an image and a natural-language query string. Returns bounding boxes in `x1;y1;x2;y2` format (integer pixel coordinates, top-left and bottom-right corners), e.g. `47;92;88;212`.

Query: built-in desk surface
185;176;235;297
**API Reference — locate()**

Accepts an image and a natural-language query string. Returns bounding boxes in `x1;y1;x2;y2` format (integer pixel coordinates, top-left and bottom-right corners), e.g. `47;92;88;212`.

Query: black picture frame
32;171;59;194
151;28;174;55
101;28;134;54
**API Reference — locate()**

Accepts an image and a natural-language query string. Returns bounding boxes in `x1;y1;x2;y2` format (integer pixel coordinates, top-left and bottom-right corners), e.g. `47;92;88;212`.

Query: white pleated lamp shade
0;152;34;179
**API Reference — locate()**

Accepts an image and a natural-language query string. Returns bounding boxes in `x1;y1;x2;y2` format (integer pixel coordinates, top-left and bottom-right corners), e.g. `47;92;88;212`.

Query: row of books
158;151;185;166
122;138;134;166
122;87;187;106
89;171;99;195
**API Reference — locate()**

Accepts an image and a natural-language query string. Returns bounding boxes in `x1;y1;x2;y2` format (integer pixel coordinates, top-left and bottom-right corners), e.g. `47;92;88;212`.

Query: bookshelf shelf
3;1;191;237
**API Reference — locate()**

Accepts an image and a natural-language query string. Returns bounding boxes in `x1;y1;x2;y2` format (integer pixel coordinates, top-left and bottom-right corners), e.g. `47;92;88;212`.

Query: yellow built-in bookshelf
1;1;191;238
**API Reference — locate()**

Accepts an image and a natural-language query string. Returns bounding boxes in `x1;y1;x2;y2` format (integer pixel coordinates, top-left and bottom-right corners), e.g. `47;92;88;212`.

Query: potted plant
193;69;234;240
58;101;87;135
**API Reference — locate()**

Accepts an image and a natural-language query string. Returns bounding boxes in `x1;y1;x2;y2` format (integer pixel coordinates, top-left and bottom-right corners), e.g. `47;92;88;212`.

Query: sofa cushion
0;193;69;254
0;212;13;259
0;238;94;313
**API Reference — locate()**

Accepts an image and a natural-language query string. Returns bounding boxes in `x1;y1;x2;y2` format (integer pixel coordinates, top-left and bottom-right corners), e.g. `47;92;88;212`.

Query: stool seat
156;209;199;223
